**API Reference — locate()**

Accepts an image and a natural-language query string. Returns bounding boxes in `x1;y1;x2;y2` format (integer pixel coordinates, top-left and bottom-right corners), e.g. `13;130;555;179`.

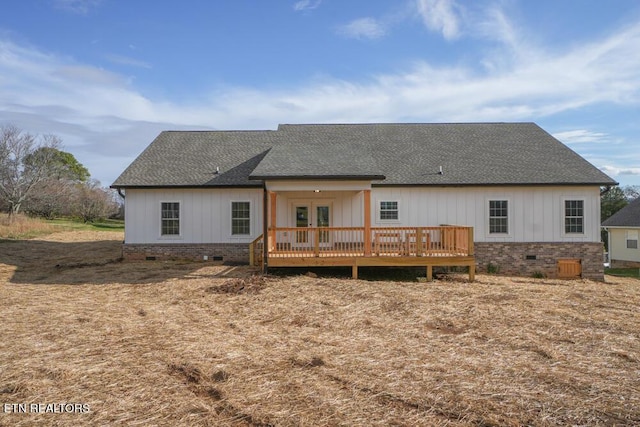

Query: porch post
262;186;268;273
269;191;277;251
363;189;371;256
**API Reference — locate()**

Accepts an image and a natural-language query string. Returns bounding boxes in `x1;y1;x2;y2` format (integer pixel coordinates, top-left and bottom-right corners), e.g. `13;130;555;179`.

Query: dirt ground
0;231;639;426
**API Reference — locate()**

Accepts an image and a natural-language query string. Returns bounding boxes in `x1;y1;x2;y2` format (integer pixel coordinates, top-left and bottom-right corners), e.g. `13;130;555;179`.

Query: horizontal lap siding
609;228;640;264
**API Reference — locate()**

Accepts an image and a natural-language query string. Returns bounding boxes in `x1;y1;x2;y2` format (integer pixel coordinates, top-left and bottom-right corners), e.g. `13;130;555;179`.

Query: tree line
0;124;120;222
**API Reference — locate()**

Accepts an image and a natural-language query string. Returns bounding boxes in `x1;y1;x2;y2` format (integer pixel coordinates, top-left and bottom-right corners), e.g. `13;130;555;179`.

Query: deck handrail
249;233;264;267
264;225;473;258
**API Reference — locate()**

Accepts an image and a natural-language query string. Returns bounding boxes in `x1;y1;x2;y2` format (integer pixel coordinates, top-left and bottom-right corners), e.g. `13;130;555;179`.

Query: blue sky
1;0;639;187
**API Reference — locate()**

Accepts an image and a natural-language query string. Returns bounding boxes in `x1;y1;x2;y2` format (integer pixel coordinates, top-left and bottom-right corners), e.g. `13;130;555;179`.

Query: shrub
486;262;500;274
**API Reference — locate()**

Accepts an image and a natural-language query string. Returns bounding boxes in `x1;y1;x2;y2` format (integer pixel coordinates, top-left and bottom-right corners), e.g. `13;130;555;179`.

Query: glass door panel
316;205;330;244
295;206;309;244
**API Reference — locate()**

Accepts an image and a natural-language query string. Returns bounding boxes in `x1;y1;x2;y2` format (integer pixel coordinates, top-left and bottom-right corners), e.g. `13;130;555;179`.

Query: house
602;197;640;268
111;122;617;280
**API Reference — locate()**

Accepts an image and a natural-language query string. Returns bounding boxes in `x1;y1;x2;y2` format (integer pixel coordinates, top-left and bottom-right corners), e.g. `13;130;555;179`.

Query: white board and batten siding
124;188;263;244
371;186;602;243
125;185;602;245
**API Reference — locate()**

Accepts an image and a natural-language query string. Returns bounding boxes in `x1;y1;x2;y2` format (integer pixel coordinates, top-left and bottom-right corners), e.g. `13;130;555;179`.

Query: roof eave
371;181;617;187
249;174;386;181
110;183;264;189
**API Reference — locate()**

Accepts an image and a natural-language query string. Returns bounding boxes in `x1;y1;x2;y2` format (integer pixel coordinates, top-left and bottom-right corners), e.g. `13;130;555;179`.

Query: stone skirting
122;243;249;264
610;259;640;268
474;242;605;281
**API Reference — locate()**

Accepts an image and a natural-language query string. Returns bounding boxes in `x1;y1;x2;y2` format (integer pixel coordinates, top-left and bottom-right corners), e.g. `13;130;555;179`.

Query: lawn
606;267;640;278
0;230;639;426
0;214;123;240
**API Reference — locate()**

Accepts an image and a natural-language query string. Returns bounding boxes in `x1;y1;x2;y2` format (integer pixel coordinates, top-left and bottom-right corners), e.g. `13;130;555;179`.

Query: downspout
262;183;268;274
606;227;612;267
117;188;125;199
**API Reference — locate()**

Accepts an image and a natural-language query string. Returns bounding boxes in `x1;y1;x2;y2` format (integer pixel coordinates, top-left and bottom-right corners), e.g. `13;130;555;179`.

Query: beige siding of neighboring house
608;228;640;265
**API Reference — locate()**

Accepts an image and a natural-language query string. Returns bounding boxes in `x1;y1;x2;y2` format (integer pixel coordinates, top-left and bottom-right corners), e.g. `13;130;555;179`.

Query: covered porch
249;183;475;280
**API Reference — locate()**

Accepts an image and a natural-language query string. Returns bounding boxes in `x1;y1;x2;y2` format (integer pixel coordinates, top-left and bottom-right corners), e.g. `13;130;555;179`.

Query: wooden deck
250;226;475;280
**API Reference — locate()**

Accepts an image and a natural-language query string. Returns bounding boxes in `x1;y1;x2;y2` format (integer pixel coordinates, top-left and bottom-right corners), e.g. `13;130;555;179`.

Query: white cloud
104;54;152;69
600;166;640;176
337;18;387;40
553;130;611;144
53;0;102;14
293;0;321;12
415;0;463;40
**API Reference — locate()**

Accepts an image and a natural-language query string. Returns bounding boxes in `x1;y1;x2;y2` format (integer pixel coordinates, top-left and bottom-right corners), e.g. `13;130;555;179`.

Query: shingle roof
111;131;277;187
112;123;617;188
602;197;640;227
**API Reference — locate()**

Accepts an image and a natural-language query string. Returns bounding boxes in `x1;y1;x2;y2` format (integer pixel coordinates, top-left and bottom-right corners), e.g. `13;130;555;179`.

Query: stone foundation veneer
610;259;640;268
122;243;250;264
474;242;605;281
123;241;605;281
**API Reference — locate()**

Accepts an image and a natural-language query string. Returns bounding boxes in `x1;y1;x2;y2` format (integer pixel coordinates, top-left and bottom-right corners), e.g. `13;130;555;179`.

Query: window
232;201;251;235
564;200;584;234
161;202;180;236
379;201;398;221
627;231;639;249
489;200;508;234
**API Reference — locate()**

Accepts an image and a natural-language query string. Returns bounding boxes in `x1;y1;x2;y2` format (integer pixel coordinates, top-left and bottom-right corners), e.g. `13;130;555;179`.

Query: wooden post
426;265;433;281
469;264;475;282
314;228;320;257
269;192;277;251
467;226;474;256
249;241;254;266
262;187;268;273
363;190;371;256
352;264;358;279
416;227;423;256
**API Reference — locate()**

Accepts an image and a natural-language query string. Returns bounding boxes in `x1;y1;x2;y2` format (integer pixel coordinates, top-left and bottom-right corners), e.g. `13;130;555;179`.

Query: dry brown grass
1;231;639;426
0;214;60;239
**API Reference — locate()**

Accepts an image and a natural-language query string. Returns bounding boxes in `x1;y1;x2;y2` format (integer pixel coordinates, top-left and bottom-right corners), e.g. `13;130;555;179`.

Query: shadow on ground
0;239;255;285
267;266;441;282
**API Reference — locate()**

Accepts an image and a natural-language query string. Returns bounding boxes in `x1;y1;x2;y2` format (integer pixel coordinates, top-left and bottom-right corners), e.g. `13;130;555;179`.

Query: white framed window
627;230;638;249
488;200;509;234
160;202;180;236
378;200;399;221
231;201;251;236
564;199;584;234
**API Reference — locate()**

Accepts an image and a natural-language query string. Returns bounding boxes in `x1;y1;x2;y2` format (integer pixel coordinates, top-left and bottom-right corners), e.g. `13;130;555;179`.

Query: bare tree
0;125;61;217
71;180;119;223
623;185;640;201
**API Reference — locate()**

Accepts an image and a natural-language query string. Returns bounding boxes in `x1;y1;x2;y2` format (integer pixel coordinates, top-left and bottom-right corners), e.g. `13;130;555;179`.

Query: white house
602;197;640;268
112;123;616;280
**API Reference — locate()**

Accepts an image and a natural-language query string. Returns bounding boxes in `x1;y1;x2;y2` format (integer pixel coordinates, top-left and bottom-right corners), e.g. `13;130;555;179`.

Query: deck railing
251;226;473;264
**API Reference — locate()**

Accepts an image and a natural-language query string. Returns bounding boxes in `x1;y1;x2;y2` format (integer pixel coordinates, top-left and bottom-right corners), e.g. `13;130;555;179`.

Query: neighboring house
602;197;640;268
111;123;616;280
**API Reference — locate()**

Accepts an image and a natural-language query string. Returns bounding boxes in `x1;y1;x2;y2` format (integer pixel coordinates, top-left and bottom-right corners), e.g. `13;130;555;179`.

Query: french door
294;203;331;247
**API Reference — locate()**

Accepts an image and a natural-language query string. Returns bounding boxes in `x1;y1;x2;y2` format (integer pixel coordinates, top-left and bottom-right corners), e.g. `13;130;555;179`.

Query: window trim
626;230;639;249
230;200;252;237
160;201;181;238
376;200;400;223
487;199;510;236
562;198;585;236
